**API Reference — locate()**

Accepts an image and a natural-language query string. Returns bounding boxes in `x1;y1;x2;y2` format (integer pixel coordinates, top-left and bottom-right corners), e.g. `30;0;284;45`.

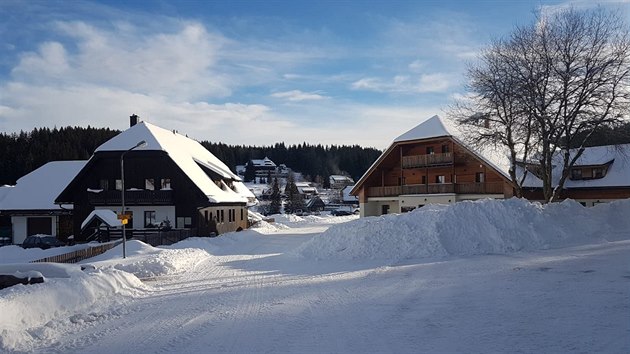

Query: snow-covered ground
1;199;629;353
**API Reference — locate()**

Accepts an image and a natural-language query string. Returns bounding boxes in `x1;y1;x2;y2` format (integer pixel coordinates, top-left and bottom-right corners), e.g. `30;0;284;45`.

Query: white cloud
11;21;231;100
351;73;453;94
271;90;329;102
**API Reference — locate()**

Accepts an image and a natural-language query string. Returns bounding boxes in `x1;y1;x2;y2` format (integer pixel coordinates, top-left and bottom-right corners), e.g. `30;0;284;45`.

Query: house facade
351;115;514;217
56;119;257;241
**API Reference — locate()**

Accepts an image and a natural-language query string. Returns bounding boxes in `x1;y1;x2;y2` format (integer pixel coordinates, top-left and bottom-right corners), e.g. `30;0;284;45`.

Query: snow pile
295;198;630;262
87;240;211;279
0;265;146;351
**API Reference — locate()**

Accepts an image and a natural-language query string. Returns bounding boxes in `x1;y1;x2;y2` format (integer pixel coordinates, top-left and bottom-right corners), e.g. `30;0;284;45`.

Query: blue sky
1;0;628;148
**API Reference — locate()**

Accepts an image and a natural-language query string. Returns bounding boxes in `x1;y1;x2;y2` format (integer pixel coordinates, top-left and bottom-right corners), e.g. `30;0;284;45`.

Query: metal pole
120;140;147;259
121;152;127;259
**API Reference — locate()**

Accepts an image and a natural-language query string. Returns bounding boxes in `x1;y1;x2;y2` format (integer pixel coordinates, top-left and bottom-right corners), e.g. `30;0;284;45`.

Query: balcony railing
88;189;174;206
455;182;504;194
366;182;504;197
401;152;453;168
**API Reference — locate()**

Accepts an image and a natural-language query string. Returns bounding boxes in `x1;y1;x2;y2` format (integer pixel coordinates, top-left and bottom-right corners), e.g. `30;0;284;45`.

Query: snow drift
295;198;630;262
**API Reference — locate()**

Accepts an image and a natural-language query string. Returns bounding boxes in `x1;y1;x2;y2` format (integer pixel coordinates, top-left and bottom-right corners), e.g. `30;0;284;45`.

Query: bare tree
454;7;630;202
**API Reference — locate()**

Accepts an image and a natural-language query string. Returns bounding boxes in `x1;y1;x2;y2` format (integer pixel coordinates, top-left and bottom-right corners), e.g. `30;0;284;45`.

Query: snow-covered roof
394;115;454;142
342;185;359;203
329;175;354;182
81;209;122;230
95;121;252;204
250;157;276;167
521;144;630;189
0;161;87;211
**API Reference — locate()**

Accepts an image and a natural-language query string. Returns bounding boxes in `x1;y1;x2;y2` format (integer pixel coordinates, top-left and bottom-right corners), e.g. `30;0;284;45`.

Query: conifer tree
269;177;281;215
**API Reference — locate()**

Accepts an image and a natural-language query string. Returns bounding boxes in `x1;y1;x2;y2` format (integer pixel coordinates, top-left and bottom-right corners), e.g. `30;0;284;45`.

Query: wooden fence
31;241;123;264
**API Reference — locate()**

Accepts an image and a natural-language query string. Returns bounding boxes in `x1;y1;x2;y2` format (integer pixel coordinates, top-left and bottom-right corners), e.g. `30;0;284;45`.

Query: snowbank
295;198;630;262
87;240;211;279
0;265;146;351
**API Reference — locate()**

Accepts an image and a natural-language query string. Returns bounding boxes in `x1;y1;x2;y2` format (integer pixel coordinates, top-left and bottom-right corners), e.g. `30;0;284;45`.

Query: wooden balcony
366;182;504;197
88;189;174;206
401;152;453;168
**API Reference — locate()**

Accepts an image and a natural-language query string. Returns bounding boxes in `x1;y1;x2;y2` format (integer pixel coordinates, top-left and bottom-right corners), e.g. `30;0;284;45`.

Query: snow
394;114;452;142
0;161;86;210
1;198;629;353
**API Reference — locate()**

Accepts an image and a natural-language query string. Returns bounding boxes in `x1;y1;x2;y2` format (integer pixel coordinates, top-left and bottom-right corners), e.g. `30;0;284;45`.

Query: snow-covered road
27;228;630;353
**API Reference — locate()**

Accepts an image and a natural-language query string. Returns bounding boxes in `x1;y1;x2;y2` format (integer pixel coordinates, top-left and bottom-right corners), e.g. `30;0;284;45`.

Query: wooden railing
88;189;174;206
455;182;504;194
401;152;453;168
367;182;504;197
102;228;194;247
31;241;122;264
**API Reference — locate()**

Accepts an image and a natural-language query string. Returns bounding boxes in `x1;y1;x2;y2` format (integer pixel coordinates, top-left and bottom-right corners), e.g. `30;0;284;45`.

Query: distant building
329;175;355;189
340;185;359;205
237;158;291;180
295;182;319;199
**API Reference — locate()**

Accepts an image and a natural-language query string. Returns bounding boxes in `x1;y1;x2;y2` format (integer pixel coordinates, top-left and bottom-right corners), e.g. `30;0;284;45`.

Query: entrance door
27;217;52;236
381;205;390;215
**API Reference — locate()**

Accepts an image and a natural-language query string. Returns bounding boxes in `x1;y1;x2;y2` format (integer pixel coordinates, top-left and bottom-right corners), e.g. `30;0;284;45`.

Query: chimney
130;114;139;127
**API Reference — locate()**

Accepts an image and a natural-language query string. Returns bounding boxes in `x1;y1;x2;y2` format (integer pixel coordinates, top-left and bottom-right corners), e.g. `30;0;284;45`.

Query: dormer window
570;165;608;180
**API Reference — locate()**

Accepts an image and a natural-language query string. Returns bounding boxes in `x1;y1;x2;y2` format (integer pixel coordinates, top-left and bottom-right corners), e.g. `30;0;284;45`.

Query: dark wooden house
56;118;257;241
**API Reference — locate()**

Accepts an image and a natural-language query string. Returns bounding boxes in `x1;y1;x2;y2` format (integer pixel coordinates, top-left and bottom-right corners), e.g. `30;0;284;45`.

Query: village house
0;161;86;244
56;116;257;241
329;175;355;190
351;115;630;217
519;144;630;206
351;115;513;217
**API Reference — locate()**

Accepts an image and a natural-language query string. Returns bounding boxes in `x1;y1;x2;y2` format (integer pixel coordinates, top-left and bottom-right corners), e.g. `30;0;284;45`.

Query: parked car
21;235;65;249
331;209;353;216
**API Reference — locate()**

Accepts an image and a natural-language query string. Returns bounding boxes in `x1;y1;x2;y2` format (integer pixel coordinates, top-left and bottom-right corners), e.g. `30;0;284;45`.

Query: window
115;179;123;191
381;205;389;215
220;210;225;223
426;147;434;155
442;144;449;153
161;178;172;190
241;208;244;221
475;172;485;183
593;168;604;178
436;175;445;183
144;211;157;228
204;210;209;222
421;176;427;184
145;179;155;190
176;217;193;229
571;169;582;180
99;179;109;190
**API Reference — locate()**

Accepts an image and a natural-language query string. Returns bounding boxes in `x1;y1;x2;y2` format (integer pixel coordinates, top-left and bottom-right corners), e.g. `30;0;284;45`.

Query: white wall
96;206;175;228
